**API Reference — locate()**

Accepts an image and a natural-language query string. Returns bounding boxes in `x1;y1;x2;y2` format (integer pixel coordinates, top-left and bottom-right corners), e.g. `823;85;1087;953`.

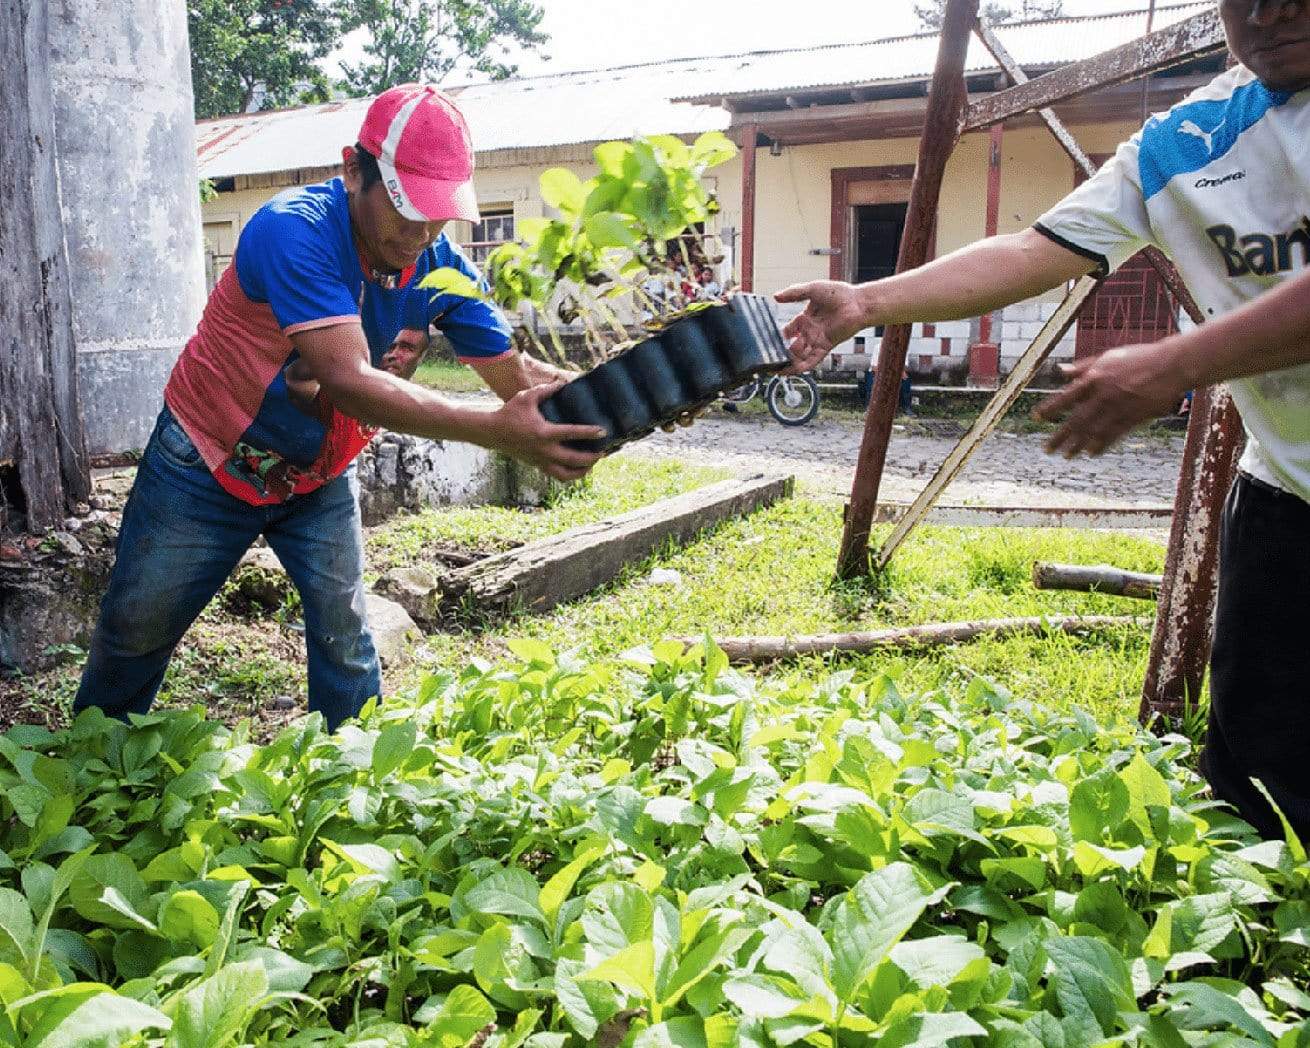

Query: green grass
376;468;1168;721
6;453;1172;734
411;358;490;393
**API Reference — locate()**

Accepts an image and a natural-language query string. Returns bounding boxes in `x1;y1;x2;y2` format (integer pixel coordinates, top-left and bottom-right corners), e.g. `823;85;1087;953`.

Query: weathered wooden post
836;0;980;580
1;0;90;531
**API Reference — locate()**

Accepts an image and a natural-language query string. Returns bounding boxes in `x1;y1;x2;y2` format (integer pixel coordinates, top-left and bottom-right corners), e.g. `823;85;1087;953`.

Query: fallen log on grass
1032;562;1162;600
442;472;794;620
686;614;1145;665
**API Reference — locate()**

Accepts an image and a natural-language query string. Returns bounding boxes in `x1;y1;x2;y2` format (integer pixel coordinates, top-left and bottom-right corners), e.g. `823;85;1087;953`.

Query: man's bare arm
777;229;1096;372
291;323;603;480
1039;267;1310;457
467;351;577;402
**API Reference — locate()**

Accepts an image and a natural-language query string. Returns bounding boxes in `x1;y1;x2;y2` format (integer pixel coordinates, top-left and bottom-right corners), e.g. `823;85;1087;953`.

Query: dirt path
619;413;1186;509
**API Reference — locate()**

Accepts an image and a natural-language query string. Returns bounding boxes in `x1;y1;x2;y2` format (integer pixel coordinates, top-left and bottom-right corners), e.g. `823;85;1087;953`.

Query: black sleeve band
1032;222;1110;278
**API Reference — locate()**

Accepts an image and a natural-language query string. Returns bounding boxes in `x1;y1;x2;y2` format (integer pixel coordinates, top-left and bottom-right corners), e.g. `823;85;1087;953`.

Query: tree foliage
188;0;351;118
914;0;1064;29
337;0;548;97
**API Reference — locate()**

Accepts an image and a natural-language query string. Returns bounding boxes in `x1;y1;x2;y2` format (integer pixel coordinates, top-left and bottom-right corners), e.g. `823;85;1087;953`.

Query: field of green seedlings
2;642;1308;1046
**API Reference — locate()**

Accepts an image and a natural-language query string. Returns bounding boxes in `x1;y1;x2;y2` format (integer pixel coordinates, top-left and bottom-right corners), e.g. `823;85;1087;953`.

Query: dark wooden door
853;203;909;284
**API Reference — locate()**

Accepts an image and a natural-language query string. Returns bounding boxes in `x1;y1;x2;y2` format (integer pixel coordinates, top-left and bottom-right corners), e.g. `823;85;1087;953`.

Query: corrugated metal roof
196;60;733;179
674;2;1212;101
196;3;1211;180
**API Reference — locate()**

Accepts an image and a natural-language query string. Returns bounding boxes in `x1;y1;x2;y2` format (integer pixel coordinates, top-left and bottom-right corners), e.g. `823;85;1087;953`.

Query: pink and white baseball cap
358;84;480;223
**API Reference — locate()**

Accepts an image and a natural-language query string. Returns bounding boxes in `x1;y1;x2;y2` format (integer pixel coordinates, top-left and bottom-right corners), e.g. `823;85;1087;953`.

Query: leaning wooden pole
836;0;980;579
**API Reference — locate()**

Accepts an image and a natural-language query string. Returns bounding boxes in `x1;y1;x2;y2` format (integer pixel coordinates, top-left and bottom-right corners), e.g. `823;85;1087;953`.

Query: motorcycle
721;372;820;427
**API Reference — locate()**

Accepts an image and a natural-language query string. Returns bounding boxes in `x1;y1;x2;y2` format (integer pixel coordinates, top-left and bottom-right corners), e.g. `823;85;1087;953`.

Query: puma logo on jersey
1179;118;1226;155
1208;218;1310;277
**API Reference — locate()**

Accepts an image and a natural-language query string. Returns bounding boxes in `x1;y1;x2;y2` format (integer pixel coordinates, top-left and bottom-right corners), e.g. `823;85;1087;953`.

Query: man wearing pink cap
73;85;603;730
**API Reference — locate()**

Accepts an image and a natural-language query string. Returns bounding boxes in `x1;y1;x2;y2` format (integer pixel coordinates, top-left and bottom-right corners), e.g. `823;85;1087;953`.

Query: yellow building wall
200;118;1142;296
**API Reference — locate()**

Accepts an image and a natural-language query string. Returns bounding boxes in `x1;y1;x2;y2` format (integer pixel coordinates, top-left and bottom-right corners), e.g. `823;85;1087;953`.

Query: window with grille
466;210;515;266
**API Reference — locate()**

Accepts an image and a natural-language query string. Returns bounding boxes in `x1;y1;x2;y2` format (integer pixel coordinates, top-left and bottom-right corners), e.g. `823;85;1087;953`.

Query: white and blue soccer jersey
1035;65;1310;500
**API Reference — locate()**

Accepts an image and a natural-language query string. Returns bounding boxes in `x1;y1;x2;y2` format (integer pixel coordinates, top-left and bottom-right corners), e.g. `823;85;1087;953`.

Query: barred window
466;210;515;266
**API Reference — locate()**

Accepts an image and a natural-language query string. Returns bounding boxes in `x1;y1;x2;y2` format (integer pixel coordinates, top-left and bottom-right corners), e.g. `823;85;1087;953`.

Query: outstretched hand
1035;343;1188;457
490;381;605;482
774;281;872;374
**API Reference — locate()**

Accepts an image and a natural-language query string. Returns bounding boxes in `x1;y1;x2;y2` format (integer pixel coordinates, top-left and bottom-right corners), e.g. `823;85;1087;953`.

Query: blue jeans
73;407;380;730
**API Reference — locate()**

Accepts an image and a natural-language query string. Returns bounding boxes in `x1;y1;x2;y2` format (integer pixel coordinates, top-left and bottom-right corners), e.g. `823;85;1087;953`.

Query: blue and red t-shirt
164;177;511;505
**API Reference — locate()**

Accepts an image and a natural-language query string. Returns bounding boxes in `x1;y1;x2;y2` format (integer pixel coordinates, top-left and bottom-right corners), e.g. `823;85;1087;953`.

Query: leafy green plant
3;641;1309;1045
423;132;738;367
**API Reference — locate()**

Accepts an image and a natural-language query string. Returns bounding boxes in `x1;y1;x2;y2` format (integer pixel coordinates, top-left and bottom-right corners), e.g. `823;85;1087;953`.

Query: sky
330;0;1178;83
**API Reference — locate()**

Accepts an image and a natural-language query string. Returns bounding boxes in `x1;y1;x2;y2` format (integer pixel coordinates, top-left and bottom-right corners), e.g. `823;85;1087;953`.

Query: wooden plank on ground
441;472;794;619
690;614;1144;665
1032;562;1162;600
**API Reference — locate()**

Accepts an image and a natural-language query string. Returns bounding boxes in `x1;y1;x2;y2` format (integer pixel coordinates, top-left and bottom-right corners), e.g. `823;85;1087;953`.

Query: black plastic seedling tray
539;294;790;453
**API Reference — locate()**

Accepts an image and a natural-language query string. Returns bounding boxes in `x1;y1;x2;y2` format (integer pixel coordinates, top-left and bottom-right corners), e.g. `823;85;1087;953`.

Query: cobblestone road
619;412;1187;509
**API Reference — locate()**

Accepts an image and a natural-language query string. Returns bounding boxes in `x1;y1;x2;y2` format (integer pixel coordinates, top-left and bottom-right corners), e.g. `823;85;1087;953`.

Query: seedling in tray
416;132;794;451
538;294;789;452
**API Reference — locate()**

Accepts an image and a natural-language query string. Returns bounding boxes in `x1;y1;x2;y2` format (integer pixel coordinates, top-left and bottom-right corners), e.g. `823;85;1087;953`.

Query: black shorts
1204;472;1310;840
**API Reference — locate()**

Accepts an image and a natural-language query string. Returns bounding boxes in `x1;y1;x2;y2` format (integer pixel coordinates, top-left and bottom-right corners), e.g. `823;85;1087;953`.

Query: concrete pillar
46;0;206;455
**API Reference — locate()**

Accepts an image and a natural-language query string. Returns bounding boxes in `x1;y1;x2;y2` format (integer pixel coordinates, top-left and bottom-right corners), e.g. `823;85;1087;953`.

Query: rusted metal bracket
875;275;1099;569
964;9;1226;131
1140;388;1244;721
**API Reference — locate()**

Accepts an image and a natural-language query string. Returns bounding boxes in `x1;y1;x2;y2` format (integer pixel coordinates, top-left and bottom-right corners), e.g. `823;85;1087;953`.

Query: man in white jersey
779;0;1310;840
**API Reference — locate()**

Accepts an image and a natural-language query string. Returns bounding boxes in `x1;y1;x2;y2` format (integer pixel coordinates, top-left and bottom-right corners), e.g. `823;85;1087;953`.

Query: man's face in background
1222;0;1310;91
379;328;430;379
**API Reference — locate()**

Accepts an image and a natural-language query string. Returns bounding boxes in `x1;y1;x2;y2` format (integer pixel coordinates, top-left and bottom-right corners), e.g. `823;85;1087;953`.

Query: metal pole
836;0;981;580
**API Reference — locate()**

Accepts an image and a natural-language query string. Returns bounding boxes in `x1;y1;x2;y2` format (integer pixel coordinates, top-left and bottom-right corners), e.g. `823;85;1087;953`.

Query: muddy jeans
1203;472;1310;840
73;406;380;730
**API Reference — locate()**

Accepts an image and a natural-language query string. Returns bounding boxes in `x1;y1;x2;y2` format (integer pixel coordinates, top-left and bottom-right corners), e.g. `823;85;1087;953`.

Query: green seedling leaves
2;650;1308;1046
417;267;485;301
826;862;936;1005
164;960;269;1048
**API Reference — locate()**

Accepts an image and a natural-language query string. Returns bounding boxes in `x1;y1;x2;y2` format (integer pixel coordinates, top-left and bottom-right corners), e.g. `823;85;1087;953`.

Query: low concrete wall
355;433;558;525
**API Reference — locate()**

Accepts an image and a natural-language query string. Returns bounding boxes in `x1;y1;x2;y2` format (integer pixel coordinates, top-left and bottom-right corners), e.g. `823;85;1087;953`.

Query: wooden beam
440;473;794;620
975;121;1005;352
1140;388;1244;721
837;0;980;580
875;276;1099;569
696;615;1144;665
1033;562;1162;600
964;9;1226;130
739;123;758;293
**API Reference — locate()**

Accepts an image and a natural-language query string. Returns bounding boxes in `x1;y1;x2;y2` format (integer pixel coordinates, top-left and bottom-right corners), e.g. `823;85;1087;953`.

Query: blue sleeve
235;203;359;334
427;241;513;360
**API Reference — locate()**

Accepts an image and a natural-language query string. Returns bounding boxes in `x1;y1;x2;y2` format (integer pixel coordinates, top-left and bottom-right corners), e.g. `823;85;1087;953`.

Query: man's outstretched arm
1038;268;1310;457
777;228;1096;373
291;323;603;481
